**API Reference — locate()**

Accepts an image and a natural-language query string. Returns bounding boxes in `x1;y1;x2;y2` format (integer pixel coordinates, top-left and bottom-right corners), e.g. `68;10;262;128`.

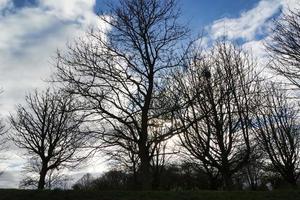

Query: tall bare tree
55;0;188;189
10;89;89;189
253;84;300;187
175;42;259;190
266;9;300;88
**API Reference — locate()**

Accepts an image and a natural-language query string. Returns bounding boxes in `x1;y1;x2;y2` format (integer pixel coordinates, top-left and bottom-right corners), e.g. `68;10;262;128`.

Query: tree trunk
137;65;154;190
152;168;161;190
138;128;152;190
139;149;152;190
132;163;138;190
208;176;219;190
286;174;297;188
222;172;233;190
38;164;48;190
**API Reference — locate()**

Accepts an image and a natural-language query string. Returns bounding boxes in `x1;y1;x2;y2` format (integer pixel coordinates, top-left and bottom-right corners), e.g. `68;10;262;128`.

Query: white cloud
0;0;11;9
207;0;300;42
205;0;300;77
38;0;99;25
281;0;300;12
0;0;102;115
242;40;267;62
208;0;282;41
0;0;13;15
0;170;21;188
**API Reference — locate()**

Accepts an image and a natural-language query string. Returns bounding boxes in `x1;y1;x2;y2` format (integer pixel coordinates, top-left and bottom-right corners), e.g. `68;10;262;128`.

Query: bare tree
151;141;172;189
0;90;7;151
54;0;188;189
0;129;5;177
266;8;300;88
0;119;6;164
238;142;265;190
0;119;6;151
72;173;94;190
175;42;259;190
19;158;70;190
253;84;300;187
104;133;140;188
10;89;89;190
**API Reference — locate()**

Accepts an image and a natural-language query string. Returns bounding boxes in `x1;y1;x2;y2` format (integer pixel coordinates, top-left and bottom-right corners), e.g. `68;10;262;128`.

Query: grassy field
0;189;299;200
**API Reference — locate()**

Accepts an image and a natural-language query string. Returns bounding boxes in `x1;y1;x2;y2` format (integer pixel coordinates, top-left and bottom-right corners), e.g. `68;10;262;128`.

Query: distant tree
253;84;300;187
45;169;70;190
102;126;140;188
266;9;300;88
0;90;6;149
150;139;179;190
10;89;89;190
73;164;214;191
0;119;6;152
175;42;260;190
238;145;265;190
153;162;213;190
72;173;94;190
93;170;130;190
0;90;7;176
55;0;189;189
0;118;6;168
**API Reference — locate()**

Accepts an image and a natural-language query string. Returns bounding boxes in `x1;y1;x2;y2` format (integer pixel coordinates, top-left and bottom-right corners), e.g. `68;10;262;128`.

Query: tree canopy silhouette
55;0;189;189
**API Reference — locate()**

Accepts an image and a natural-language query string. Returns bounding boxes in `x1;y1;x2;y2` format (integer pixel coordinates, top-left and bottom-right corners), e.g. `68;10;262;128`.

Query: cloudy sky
0;0;299;188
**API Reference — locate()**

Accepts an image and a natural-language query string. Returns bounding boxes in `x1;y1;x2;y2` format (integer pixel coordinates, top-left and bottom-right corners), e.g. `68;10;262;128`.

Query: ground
0;189;300;200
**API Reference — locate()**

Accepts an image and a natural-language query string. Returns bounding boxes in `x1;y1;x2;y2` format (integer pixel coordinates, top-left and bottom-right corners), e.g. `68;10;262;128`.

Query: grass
0;189;299;200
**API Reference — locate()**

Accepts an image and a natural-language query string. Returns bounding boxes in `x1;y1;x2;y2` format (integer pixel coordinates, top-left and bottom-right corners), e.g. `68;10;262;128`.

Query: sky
0;0;299;189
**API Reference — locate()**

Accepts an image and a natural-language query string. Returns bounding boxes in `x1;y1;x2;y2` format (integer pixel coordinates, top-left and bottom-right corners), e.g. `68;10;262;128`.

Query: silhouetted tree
253;84;300;187
266;9;300;88
237;144;265;190
19;158;70;190
0;119;6;152
0;90;7;176
175;42;260;190
55;0;188;189
96;170;129;190
106;136;173;190
104;137;140;188
0;90;6;149
0;118;6;165
72;163;215;191
10;89;89;190
151;141;174;189
72;173;94;190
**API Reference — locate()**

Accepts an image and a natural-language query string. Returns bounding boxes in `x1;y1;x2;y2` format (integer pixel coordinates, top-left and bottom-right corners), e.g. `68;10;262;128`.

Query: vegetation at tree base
71;163;298;191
